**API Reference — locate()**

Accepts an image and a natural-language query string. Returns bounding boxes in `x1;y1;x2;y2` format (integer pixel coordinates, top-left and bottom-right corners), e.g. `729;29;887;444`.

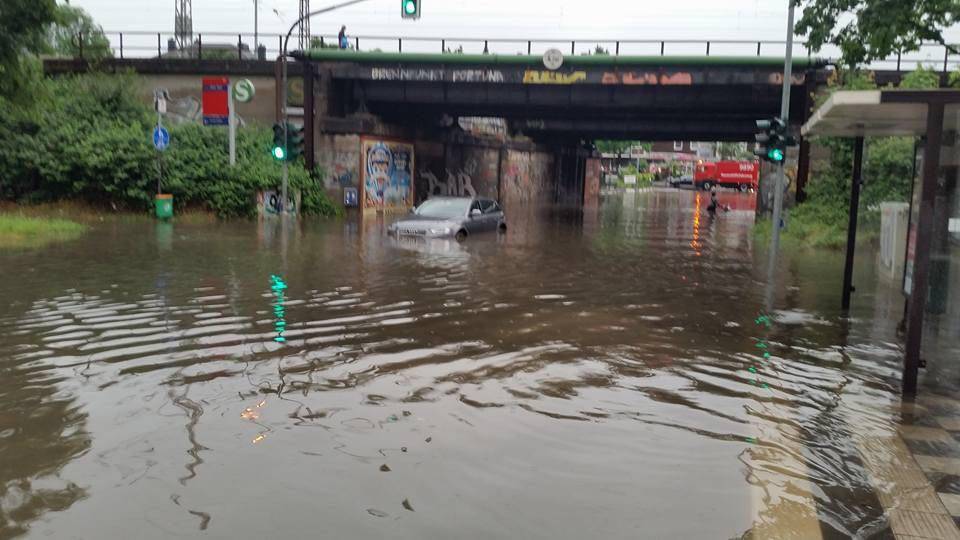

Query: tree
48;2;112;59
794;0;960;67
716;142;753;160
310;36;342;50
594;140;651;155
0;0;57;99
900;64;941;89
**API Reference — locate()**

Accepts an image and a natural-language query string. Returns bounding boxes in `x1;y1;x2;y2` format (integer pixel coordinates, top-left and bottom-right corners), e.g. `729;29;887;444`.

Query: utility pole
279;0;373;217
765;1;795;310
254;0;259;50
174;0;193;49
299;0;312;50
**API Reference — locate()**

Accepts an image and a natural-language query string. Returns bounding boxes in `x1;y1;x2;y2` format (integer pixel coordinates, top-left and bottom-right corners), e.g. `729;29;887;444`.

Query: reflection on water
0;189;913;538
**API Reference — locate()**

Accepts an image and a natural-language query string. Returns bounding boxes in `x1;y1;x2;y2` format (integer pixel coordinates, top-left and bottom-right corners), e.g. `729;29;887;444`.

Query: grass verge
755;209;880;250
0;213;87;249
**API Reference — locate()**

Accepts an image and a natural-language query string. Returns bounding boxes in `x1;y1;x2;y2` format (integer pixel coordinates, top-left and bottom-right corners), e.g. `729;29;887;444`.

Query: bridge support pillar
303;60;316;171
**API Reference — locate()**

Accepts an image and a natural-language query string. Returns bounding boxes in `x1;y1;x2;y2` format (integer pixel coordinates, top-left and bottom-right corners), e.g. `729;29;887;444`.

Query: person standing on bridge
338;26;349;50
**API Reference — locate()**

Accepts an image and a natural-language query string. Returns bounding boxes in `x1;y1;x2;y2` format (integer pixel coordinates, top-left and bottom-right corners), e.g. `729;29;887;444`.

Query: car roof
425;196;497;202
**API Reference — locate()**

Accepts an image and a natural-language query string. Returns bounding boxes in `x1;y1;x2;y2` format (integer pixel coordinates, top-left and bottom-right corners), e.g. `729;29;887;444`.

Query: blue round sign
153;126;170;151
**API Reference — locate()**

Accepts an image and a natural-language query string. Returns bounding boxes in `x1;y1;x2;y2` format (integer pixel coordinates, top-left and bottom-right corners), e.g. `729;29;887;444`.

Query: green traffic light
272;146;286;161
767;148;785;162
404;0;417;14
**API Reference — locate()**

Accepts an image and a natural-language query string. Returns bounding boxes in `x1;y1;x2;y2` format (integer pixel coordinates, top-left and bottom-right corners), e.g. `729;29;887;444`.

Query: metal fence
82;31;958;73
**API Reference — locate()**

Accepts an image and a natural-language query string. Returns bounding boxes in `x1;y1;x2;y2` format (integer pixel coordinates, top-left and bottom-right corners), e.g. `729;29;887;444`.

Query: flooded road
0;189;915;538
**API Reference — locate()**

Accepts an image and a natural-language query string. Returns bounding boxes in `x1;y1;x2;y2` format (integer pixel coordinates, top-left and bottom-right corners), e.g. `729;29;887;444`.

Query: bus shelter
802;90;960;396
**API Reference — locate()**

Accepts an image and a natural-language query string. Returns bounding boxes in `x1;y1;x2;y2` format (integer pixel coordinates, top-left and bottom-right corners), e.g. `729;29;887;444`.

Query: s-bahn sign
232;78;255;103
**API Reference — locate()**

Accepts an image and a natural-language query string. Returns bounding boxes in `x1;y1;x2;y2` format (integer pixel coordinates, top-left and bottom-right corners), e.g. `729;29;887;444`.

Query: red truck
694;161;760;192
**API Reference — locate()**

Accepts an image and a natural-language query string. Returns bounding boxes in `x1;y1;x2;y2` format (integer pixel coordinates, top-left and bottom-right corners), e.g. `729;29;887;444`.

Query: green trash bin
155;194;174;220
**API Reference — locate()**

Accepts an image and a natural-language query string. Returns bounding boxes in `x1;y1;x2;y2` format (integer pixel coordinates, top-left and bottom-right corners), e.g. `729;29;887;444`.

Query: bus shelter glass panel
919;104;960;385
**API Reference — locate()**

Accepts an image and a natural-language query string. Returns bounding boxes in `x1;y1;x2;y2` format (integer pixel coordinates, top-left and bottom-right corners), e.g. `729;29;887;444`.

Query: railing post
278;35;282;56
615;41;620;56
355;36;359;50
399;38;402;53
157;33;162;57
119;32;124;59
441;39;445;53
705;41;710;55
660;41;665;55
897;50;902;72
571;40;575;55
239;34;243;60
757;41;761;56
198;34;202;60
527;41;532;55
483;40;489;54
78;32;84;59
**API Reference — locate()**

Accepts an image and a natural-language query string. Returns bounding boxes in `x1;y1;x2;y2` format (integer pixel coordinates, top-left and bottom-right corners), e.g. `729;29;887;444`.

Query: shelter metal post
842;136;864;311
903;102;945;395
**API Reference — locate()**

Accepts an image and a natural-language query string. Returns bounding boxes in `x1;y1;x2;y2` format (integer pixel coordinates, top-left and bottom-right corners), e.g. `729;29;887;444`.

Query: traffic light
754;117;789;164
271;123;286;161
286;123;304;162
401;0;420;19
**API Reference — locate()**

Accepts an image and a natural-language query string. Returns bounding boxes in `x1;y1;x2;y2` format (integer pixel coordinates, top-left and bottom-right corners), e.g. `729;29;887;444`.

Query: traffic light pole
279;0;373;217
765;1;795;310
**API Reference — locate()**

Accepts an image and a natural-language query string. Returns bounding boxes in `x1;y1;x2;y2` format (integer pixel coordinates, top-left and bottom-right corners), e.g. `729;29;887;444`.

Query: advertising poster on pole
202;77;229;126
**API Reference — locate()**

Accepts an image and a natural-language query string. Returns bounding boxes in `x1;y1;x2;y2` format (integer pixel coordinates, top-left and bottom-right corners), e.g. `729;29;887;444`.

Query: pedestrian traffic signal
286;123;305;162
754;117;789;164
401;0;420;19
271;123;286;161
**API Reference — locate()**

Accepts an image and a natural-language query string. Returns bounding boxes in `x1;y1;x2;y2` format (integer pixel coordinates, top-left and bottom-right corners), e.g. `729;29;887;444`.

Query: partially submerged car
388;196;507;242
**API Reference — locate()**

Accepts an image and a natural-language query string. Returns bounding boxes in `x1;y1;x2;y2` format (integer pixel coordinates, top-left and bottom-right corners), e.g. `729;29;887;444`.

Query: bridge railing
78;31;959;73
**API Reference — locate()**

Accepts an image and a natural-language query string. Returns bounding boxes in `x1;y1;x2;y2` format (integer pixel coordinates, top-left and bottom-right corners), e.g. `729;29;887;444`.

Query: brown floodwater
0;189;912;538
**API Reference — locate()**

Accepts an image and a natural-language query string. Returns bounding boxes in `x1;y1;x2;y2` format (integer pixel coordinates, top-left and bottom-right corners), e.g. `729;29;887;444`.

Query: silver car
387;196;507;242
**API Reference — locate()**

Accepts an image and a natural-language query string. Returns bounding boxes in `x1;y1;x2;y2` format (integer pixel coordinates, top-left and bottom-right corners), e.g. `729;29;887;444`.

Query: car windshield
414;198;471;219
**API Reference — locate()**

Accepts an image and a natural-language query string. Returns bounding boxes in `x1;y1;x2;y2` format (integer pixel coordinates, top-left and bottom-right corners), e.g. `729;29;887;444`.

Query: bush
766;68;928;249
0;72;338;218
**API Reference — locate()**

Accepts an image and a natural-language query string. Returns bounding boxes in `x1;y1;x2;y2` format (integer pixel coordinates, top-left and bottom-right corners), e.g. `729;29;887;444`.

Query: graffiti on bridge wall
419;160;478;198
502;151;551;207
330;151;358;188
371;68;506;83
600;71;693;85
523;70;587;85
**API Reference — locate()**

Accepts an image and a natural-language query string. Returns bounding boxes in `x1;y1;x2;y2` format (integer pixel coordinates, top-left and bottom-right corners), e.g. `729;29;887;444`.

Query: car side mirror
470;208;482;218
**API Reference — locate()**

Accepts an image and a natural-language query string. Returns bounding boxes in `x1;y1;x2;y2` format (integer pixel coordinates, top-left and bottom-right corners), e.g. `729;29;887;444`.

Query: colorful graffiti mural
522;70;587;85
600;71;694;85
360;139;415;211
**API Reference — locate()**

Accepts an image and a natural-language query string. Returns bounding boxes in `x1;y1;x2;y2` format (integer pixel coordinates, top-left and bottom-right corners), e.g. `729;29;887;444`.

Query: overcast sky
69;0;958;62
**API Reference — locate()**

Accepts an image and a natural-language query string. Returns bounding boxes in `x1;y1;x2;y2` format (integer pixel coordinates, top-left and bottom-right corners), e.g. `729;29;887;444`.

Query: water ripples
0;194;912;538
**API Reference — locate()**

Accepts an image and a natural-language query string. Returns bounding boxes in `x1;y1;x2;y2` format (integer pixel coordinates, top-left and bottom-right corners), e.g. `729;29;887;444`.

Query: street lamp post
278;0;373;217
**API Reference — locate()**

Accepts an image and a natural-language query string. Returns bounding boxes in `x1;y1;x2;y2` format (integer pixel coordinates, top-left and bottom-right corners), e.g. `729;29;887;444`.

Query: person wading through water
707;189;720;214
